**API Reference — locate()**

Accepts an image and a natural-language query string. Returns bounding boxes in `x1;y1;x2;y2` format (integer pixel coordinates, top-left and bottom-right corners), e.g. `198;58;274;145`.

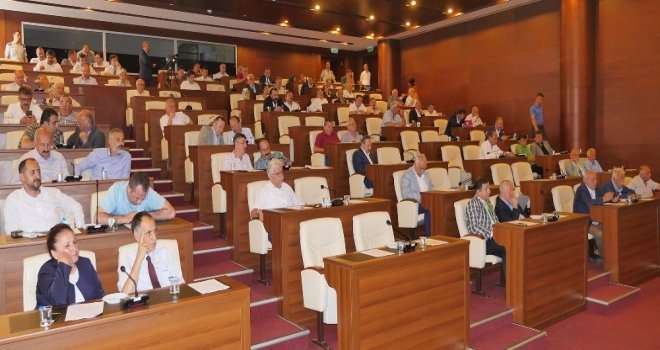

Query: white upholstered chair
427;167;451;191
511;161;534;187
470;129;486;142
393;170;424;232
308;130;325;167
462;145;481;160
353;211;395;252
277;115;300;144
184;131;200;200
294;176;330;205
490;163;514;186
365;117;382;141
211;152;230;236
376;147;402;164
336;107;350;125
247;180;272;285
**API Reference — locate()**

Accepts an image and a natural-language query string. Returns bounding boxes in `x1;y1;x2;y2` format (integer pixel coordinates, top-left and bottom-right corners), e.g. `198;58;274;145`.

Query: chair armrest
211;184;227;213
461;235;487;268
397;200;419;228
301;267;329;313
248;219;270;254
349;173;366;198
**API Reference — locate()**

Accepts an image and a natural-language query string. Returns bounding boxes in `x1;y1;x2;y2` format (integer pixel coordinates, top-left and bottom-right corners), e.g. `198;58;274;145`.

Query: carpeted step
124;140;137;147
586;282;640;315
131;167;161;178
587;264;611;289
193;255;252;280
470;322;547;350
161;191;185;206
153;179;173;192
130;157;152;169
173;204;199;221
233;272;278;306
250;302;310;350
192;221;221;242
128;148;144;157
193;236;231;254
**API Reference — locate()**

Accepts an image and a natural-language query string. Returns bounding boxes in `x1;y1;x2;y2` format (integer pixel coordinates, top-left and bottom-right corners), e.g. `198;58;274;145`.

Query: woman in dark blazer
36;224;104;307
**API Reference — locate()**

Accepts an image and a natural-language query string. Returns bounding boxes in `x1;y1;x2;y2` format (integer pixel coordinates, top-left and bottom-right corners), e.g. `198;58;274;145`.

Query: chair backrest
63;130;75;143
300;218;346;268
229;93;243;110
184;131;200;157
229;79;238;90
490;163;514;186
125;89;139;105
573;183;581;193
470;130;486;142
0;72;15;81
305;116;325;126
353;211;395;251
375;100;388;114
23;251;96;311
551;185;574;212
206;84;225;92
511;161;534;186
337;107;350;125
403;110;411;124
420;130;442;142
294;176;330;205
454;198;471;237
462;145;480;160
427;167;451;190
278;115;301;144
400;130;420;152
253;103;264;121
441;145;464;169
376;147;402;164
510;143;520;153
117;240;181;290
46;76;64;85
365;117;382;138
178;101;202;110
196;114;217;125
558;159;570;175
345;149;357;175
210;152;231;184
624;176;632;187
145;100;166;110
1;95;18;104
90;190;108;224
369;93;383;100
434;118;448;132
392;170;405;202
247;180;270;212
309;130;323;153
5;130;23;149
159;90;181;98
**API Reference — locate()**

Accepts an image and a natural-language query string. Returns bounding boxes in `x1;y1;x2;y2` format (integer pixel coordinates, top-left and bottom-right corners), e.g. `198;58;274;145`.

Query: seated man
97;172;175;225
388;88;400;104
282;91;301;112
33;49;63;72
244;74;262;96
494;180;528;222
400;154;432;236
118;212;183;293
1;69;26;91
19;108;63;149
66;109;106;149
14;128;68;184
515;135;543;177
57;95;78;126
92;52;107;68
159;98;191;134
195;66;212;82
103;54;123;75
133;78;151;99
601;168;638;200
487;117;509;141
465;106;483;127
307;89;328;113
465;178;507;279
565;147;586;177
224;115;255;144
408;101;424;125
313;120;340;154
574;170;614;264
251;159;304;220
222;133;253;171
444;108;466;136
73;63;98;85
480;130;512;159
198;115;226;146
341;117;362;143
352;136;377;189
259;68;274;86
364;98;379;115
629;165;658;198
212;63;229;80
425;104;439;116
254;139;290;170
348;95;367;114
583;148;603;173
4;158;83;233
529;132;554;157
76;128;131;180
60;49;78;66
48;82;80;107
263;87;284;112
180;71;201;90
4;86;43;124
343;83;356;99
381;101;405;127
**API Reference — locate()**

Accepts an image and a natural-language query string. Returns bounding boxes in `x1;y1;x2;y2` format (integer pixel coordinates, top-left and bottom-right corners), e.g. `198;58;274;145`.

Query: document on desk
508;220;539;227
65;301;104;322
188;279;230;294
361;249;395;258
349;199;367;204
425;238;448;246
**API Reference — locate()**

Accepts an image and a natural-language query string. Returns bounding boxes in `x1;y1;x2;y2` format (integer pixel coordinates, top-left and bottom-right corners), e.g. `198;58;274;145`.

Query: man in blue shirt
529;93;546;139
76;128;131;180
97;172;175;225
583;148;603;173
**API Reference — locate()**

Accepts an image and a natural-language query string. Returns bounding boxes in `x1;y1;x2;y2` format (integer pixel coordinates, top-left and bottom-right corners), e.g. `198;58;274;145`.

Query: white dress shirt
480;141;503;159
223;128;255;144
629;175;658;198
222;153;253;171
13;148;69;184
254;182;303;210
104;65;122;75
117;244;184;292
426;110;440;116
4;102;43;124
349;103;367;114
415;172;429;193
1;82;22;91
159;112;191;133
360;71;371;87
465;114;483;127
212;72;229;80
180;81;201;90
195;76;213;82
3;186;84;233
73;76;98;85
307;98;328;112
70;63;98;75
284;101;301;112
33;61;63;73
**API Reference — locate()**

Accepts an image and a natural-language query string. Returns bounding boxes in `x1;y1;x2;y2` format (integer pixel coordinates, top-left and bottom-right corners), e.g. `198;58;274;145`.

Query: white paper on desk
361;249;394;258
425;238;448;246
65;301;104;322
508;220;539;227
287;206;310;210
442;188;460;192
605;202;626;206
188;279;230;294
348;199;367;204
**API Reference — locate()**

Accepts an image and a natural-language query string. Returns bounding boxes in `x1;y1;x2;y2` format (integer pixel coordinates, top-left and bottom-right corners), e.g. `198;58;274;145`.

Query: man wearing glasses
4;86;43;124
250;159;303;220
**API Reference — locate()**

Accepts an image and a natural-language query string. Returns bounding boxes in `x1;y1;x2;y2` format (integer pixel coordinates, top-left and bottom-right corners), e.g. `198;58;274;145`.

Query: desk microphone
120;266;149;309
386;220;412;242
320;184;335;193
86;180;107;233
321;185;343;206
120;266;139;298
386;220;416;252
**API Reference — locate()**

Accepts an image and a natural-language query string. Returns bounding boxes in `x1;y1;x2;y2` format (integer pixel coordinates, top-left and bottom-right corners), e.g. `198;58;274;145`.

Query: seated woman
36;224;104;307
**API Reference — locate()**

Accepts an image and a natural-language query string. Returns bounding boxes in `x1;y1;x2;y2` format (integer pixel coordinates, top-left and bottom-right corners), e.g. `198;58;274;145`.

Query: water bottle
101;167;107;180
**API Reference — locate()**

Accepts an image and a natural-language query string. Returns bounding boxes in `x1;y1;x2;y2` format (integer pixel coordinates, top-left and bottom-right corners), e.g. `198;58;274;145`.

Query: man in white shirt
400;154;433;236
629;165;658;198
29;47;45;64
4;86;42;124
103;54;123;75
195;66;213;82
583;148;603;173
348;95;367;114
1;69;26;91
73;63;98;85
465;106;483;127
358;63;371;91
282;91;301;112
480;130;511;159
180;71;201;90
78;44;95;65
60;49;78;66
33;49;63;73
212;63;230;80
222;133;253;171
307;89;328;112
4;158;84;234
118;212;183;293
92;52;108;69
426;104;440;116
223;115;255;144
381;101;405;127
159;98;191;134
14;128;69;184
251;159;304;220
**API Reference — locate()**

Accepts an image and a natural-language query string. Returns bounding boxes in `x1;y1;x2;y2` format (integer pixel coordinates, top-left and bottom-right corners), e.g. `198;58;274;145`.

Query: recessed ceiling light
405;21;411;27
335;27;341;32
313;4;321;11
410;1;417;6
368;15;375;20
447;8;453;14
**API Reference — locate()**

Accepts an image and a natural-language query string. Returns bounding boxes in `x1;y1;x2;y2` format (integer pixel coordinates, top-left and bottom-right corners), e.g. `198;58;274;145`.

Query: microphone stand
386;220;415;252
120;266;149;309
86;180;107;233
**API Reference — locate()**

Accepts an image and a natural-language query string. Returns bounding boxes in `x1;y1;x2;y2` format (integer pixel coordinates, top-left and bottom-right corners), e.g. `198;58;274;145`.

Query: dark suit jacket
487;127;506;140
574;183;605;223
494;196;522;222
300;83;314;96
66;126;106;149
263;96;285;111
600;181;635;199
138;49;151;81
259;75;274;86
36;257;104;308
352;148;376;188
444;116;465;136
244;83;262;95
409;109;423;123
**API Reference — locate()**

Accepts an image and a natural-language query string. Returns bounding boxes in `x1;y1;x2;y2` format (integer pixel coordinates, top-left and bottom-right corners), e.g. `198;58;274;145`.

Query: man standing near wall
530;93;546;139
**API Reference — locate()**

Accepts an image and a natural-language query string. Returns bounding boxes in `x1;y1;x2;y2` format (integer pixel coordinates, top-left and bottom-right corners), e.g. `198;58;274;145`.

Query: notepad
65;301;104;322
508;220;539;227
188;279;230;294
605;202;626;206
348;200;367;204
361;249;395;258
425;238;448;246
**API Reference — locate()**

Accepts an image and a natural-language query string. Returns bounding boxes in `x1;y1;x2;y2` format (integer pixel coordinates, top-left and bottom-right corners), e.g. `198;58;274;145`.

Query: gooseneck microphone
320;184;335;193
119;266;149;309
120;266;139;298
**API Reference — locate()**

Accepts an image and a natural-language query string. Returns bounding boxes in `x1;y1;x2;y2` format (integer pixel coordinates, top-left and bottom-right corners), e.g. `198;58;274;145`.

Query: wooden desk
520;177;582;215
179;90;230;111
74;85;129;129
590;198;660;285
322;103;349;124
463;157;520;182
325;236;469;349
535;154;570;178
221;167;335;269
0;276;250;349
288;126;347;166
367;161;448;222
324;141;401;197
347;113;381;132
450;126;490;140
419;140;479;161
419;115;448;127
381;126;438;142
237;99;260;125
421;186;500;237
596;169;639;186
493;213;589;328
0;218;193;314
0;148;106;185
188;145;289;231
260;111;329;144
262;198;390;325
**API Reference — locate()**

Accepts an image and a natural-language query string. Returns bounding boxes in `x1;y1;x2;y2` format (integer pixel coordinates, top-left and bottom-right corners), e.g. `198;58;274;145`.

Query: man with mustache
76;128;131;180
13;128;68;184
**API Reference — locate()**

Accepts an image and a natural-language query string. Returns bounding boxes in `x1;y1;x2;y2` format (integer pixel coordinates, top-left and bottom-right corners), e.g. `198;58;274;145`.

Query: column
377;39;401;96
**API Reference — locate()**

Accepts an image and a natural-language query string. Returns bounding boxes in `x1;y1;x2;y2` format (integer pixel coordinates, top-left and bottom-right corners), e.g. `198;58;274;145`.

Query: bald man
13;128;68;184
494;180;529;222
565;148;586;177
400;154;433;236
583;148;603;173
66;109;106;148
629;165;658;198
1;69;26;91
